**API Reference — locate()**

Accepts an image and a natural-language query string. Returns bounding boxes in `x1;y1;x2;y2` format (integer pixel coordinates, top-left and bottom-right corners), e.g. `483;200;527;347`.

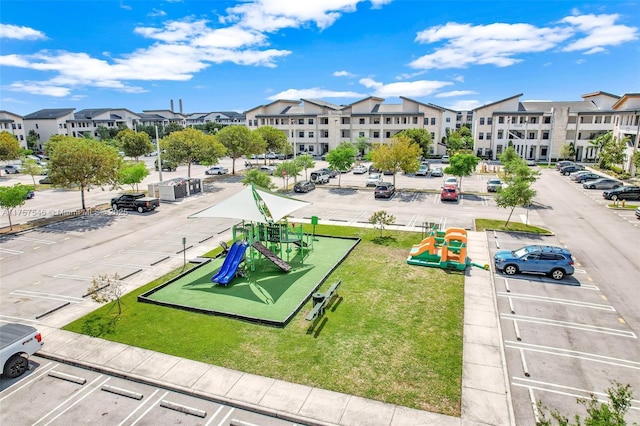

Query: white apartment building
23;109;76;151
138;110;187;127
473;92;639;171
67;108;141;138
0;110;26;148
186;111;246;126
245;96;458;156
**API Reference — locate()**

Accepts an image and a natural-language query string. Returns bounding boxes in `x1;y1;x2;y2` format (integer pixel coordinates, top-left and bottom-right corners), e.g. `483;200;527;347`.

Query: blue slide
211;241;248;285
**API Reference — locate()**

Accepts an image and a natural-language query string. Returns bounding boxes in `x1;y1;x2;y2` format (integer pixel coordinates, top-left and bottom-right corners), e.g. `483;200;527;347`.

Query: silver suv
310;170;330;184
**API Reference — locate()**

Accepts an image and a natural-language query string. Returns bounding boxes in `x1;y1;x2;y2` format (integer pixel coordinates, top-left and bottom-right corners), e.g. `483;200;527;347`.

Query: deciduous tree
20;159;44;188
119;161;149;191
46;136;121;210
162;128;226;177
294;154;315;180
216;126;258;174
255;126;288;163
0;131;20;161
369;210;396;238
87;274;126;317
0;184;34;230
325;142;356;187
444;153;481;190
242;169;276;190
370;135;422;185
116;129;154;160
397;128;433;158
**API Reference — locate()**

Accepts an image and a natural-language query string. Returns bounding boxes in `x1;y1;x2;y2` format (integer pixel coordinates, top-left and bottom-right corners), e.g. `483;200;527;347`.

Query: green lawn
64;224;464;416
475;218;552;234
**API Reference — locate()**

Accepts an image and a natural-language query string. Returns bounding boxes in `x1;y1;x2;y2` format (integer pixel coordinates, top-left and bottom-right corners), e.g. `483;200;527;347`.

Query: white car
205;166;229;175
366;173;383;187
444;177;458;186
353;165;368;174
258;165;276;175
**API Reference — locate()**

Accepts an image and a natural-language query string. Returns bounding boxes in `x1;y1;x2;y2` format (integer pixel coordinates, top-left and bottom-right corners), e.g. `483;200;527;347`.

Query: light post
154;124;163;182
632;110;639;177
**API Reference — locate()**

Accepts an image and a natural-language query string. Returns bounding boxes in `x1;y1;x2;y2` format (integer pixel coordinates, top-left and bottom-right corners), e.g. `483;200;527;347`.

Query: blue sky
1;0;638;116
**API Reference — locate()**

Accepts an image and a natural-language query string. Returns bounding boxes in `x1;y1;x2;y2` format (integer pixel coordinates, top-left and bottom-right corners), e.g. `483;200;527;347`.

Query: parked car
310;169;330;184
155;159;177;172
573;172;602;183
319;167;338;178
39;176;52;184
4;165;21;174
441;155;450;163
111;193;160;213
560;164;585;175
258;165;276;175
374;182;395;198
444;177;458;186
440;185;459;202
583;178;622;190
430;167;443;177
353;164;368;174
368;164;381;174
205;166;229;175
494;245;575;280
555;160;575;170
1;323;43;378
366;173;383;187
293;180;315;193
526;159;537;166
602;186;640;201
636;207;640;219
415;164;430;176
487;178;503;192
25;190;35;200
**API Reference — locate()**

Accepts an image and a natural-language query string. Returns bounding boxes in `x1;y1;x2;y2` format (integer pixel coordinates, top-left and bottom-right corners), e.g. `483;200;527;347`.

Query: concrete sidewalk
36;229;513;426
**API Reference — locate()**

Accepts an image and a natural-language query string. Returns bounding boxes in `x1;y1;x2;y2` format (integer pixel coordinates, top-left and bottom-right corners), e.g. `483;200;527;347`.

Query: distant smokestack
170;99;174;112
179;99;183;114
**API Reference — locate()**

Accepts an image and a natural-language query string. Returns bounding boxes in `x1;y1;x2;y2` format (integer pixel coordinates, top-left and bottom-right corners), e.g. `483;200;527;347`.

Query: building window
430;132;435;139
385;131;391;138
373;118;380;124
478;132;484;140
424;118;429;125
298;118;304;125
544;116;551;124
498;130;504;139
542;132;549;140
36;124;39;129
359;118;365;124
299;144;305;151
386;118;391;124
480;118;485;125
498;117;504;124
604;115;612;124
431;117;436;125
529;117;537;124
308;118;314;125
298;131;304;138
308;145;314;152
309;131;314;138
486;133;492;140
568;116;577;124
413;117;418;124
322;130;329;137
374;131;380;138
528;132;535;139
540;146;548;157
487;118;493;125
496;145;503;154
446;117;451;122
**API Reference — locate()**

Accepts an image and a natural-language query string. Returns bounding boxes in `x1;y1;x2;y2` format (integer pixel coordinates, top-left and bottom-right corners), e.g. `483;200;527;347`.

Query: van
310;170;330;184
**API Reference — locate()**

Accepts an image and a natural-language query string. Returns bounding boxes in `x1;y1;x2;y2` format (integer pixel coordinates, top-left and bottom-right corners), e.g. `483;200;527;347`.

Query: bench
305;280;341;322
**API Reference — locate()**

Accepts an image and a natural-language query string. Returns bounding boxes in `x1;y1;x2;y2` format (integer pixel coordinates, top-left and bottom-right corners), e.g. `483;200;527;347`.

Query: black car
374;182;395;198
293;180;315;193
560;164;584;175
555;160;575;170
319;168;338;178
602;186;640;201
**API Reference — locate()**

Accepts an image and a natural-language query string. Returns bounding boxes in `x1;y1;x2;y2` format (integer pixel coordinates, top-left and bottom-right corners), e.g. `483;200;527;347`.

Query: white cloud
333;70;354;77
267;87;365;100
0;24;46;40
359;78;452;97
411;22;572;70
410;13;638;70
560;13;638;53
120;3;132;11
148;8;167;17
435;90;477;98
446;99;482;111
9;81;71;97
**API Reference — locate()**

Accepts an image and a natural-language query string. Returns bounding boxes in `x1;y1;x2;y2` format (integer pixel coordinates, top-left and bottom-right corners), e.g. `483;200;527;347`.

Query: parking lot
489;231;640;424
0;355;292;426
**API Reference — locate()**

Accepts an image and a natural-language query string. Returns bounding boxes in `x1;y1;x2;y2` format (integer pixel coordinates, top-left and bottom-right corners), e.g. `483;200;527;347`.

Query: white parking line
0;247;23;255
33;375;107;426
506;340;640;369
501;314;637;338
15;237;56;245
497;292;615;311
90;261;150;269
0;362;57;401
52;274;93;282
125;389;167;426
512;377;640;410
203;406;225;426
11;290;84;303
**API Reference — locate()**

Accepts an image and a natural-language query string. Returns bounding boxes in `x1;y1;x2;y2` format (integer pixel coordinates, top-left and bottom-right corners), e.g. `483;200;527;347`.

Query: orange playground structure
407;227;487;271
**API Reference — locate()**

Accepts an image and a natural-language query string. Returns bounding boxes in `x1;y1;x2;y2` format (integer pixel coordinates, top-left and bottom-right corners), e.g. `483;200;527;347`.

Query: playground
138;184;359;326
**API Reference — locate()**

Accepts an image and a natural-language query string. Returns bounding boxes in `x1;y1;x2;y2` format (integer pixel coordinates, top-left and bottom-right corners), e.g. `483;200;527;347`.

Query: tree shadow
328;188;358;196
372;235;397;245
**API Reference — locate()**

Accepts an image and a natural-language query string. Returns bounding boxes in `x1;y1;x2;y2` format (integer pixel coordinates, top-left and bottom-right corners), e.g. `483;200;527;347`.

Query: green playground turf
139;235;359;325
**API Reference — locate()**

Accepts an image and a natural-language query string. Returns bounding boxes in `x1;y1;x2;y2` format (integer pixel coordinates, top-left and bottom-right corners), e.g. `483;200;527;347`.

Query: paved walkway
35;226;514;426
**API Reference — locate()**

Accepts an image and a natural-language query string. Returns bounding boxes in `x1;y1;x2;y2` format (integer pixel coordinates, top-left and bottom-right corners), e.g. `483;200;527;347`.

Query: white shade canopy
189;184;310;223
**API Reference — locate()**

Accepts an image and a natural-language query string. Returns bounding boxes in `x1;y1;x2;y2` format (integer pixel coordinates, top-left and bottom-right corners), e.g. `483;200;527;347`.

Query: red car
440;185;459;202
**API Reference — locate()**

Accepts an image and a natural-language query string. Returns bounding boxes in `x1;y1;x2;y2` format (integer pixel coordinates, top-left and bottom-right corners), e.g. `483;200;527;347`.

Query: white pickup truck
0;323;44;378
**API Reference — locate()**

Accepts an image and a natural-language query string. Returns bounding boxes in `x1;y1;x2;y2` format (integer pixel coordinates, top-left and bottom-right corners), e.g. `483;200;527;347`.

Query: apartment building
138;110;186;127
186;111;246;126
473;92;639;170
0;110;26;148
245;96;458;156
23;109;76;151
67;108;141;138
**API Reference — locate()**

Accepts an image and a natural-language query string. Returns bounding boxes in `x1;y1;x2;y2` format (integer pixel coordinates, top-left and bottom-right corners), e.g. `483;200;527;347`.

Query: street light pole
155;124;163;182
632;110;639;177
